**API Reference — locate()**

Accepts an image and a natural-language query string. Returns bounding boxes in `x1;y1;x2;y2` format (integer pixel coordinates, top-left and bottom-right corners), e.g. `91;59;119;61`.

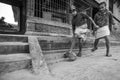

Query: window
34;0;70;23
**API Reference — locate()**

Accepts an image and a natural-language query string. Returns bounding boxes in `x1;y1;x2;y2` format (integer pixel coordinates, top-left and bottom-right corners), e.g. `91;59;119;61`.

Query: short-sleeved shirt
72;13;89;31
94;9;113;27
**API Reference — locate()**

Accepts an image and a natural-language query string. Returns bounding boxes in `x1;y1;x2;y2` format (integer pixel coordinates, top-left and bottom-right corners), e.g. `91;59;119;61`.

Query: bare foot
106;54;112;57
91;47;98;52
77;53;82;57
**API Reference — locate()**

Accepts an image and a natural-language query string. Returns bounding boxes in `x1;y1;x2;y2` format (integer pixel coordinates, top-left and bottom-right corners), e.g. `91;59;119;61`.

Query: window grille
34;0;70;23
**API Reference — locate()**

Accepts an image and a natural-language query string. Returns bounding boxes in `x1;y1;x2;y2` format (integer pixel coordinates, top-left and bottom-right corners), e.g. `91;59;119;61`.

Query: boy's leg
104;36;111;57
91;38;100;52
69;36;77;53
77;38;83;57
64;36;77;58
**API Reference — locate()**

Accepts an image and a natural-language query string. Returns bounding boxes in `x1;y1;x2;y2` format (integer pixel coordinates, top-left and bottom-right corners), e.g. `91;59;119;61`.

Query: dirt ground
1;46;120;80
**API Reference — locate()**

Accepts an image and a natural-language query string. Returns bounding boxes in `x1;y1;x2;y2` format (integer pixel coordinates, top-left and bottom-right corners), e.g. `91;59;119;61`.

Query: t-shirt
94;9;113;27
72;12;89;32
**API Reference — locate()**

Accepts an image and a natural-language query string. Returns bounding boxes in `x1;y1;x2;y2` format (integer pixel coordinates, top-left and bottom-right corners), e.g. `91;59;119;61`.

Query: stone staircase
0;34;50;75
0;34;120;74
0;34;31;74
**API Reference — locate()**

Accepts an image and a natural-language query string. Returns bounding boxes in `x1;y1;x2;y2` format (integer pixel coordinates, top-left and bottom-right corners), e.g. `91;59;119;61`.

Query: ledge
27;16;72;29
25;31;73;38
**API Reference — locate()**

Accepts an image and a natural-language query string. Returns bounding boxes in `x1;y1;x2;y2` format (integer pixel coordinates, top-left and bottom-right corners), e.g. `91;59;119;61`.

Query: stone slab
28;36;49;75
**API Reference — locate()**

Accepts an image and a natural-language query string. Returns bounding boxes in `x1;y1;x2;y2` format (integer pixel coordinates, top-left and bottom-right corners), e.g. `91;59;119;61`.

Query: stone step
0;53;31;74
0;42;29;54
44;46;120;65
43;49;78;65
0;53;31;62
0;34;28;42
39;40;120;51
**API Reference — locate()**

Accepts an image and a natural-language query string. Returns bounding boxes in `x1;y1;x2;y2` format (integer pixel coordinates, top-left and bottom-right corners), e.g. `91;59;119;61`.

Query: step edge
0;54;31;62
0;42;29;45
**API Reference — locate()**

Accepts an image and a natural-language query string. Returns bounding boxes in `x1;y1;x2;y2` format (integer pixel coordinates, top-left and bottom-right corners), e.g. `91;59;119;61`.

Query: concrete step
44;45;120;65
0;53;31;62
43;49;79;65
0;42;29;54
0;34;28;42
0;53;31;74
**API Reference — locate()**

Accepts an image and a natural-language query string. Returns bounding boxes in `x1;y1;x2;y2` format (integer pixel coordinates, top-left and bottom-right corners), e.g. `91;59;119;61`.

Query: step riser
0;59;31;74
0;54;31;74
0;45;29;54
0;36;28;42
44;46;120;65
40;42;120;51
0;35;30;74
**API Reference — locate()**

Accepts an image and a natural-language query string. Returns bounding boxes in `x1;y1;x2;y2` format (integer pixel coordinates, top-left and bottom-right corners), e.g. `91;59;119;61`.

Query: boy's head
99;2;107;11
70;5;77;16
71;9;77;16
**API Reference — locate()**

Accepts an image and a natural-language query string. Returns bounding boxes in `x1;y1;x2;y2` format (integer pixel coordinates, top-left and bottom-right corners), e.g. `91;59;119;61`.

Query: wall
26;0;72;37
26;17;72;37
113;2;120;32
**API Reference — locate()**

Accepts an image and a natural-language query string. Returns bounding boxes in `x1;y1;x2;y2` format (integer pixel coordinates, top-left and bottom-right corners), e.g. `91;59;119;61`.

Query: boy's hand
95;25;99;29
94;25;99;31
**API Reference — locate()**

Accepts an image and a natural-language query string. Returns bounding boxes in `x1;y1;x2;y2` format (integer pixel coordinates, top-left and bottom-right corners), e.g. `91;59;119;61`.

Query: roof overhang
83;0;99;8
73;0;99;12
0;0;23;6
74;0;91;11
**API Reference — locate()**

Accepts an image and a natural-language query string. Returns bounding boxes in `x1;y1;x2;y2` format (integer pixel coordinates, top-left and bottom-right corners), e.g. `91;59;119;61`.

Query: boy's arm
83;13;99;28
72;24;75;35
88;17;99;28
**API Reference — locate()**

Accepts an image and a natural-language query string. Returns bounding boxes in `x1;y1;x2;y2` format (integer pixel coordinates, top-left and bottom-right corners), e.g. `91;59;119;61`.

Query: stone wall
35;24;70;35
27;0;34;17
26;17;72;37
26;0;72;37
113;2;120;32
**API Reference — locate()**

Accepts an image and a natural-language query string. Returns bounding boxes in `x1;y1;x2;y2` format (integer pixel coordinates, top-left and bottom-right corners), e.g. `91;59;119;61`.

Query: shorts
74;24;89;40
95;25;110;39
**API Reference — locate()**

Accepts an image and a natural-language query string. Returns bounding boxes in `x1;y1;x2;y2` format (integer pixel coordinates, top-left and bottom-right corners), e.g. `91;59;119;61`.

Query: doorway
0;0;26;34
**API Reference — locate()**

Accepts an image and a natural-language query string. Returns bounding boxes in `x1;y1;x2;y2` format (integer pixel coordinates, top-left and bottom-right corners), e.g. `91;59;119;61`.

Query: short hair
99;2;106;6
72;9;77;12
69;9;77;13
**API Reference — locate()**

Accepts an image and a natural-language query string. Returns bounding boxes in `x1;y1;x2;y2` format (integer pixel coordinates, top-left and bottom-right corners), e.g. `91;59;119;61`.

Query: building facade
0;0;119;51
26;0;94;37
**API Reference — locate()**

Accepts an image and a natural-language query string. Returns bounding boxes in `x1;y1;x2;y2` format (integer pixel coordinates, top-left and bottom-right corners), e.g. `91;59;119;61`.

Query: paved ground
50;46;120;80
1;46;120;80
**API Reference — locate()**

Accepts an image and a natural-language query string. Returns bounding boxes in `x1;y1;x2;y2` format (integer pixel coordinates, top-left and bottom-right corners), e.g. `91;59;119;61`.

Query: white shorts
74;24;89;40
